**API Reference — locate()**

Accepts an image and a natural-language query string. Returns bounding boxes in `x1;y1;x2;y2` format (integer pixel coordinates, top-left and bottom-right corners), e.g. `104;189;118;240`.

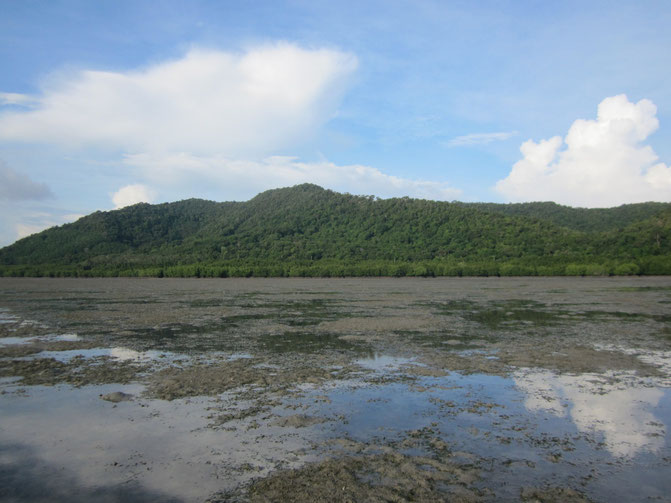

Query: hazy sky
1;0;670;246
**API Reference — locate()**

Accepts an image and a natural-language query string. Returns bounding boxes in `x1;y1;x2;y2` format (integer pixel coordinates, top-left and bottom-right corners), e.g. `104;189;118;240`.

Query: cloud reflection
515;370;665;458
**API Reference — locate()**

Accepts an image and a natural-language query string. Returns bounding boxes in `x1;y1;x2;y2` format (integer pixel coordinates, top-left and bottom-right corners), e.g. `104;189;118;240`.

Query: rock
271;414;327;428
100;391;133;403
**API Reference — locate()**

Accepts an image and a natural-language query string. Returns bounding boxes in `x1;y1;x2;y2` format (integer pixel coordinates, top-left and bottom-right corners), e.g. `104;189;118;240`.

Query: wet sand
1;277;670;501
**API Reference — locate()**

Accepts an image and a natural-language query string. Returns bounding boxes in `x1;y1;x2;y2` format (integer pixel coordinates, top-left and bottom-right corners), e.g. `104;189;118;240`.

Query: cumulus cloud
0;44;357;155
0;160;52;201
447;131;518;147
112;184;157;209
123;153;461;201
496;95;671;207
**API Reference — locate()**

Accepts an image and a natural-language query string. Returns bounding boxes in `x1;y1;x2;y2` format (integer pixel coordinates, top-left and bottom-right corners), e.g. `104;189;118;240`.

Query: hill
468;201;670;232
1;184;669;277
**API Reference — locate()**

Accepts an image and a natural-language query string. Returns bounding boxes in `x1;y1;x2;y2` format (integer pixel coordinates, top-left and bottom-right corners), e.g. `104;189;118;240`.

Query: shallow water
1;277;670;502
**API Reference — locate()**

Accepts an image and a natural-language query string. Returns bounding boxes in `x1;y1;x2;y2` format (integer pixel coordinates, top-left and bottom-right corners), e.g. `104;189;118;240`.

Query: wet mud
1;277;670;502
0;355;148;387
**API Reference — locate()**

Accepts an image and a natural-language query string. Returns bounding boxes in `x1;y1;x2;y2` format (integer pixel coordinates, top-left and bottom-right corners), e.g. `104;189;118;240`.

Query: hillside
1;184;670;277
468;201;670;232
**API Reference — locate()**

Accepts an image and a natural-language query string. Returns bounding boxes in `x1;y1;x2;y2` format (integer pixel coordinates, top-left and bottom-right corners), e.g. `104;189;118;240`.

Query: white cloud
0;160;52;201
496;95;671;207
447;131;517;147
63;213;87;222
15;223;49;240
0;44;357;155
0;209;83;246
123;153;461;201
112;184;156;209
0;92;38;107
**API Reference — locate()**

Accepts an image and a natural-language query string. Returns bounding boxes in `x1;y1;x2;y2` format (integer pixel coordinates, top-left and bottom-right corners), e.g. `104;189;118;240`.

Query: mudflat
1;277;670;502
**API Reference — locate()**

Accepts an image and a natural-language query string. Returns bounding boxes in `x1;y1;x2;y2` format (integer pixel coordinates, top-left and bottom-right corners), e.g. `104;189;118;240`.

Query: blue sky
1;0;670;246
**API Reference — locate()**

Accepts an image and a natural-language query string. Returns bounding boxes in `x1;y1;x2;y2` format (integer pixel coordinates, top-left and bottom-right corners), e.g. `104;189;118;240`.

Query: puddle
355;354;414;372
0;332;80;346
228;352;253;360
0;308;19;324
0;383;317;502
0;336;34;346
26;346;181;364
295;369;671;501
53;333;80;342
514;369;668;458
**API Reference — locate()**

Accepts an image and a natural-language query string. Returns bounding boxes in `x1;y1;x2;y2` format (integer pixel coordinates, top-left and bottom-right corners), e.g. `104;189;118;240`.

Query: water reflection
355;353;414;371
0;308;18;324
0;384;317;502
2;276;671;501
109;347;155;361
0;332;80;346
0;442;181;503
515;370;667;457
55;333;80;342
0;336;33;345
36;346;174;363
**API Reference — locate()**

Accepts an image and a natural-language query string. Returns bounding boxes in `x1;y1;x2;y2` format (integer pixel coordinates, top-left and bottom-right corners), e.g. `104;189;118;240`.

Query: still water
1;277;670;502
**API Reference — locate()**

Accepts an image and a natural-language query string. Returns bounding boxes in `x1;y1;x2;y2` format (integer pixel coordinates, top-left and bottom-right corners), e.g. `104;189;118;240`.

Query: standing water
1;277;670;502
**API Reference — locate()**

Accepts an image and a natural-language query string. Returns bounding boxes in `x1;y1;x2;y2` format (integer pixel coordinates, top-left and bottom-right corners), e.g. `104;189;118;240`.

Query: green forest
1;184;670;277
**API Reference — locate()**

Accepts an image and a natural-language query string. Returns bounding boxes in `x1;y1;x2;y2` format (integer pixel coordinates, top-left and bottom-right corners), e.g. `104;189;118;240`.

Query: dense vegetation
1;184;669;277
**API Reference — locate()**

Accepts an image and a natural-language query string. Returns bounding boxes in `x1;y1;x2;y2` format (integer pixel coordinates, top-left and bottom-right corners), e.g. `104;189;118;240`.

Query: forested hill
467;201;671;232
1;184;670;277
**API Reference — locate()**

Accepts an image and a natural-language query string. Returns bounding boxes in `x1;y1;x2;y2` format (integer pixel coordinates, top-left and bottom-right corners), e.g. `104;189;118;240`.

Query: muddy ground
1;277;670;502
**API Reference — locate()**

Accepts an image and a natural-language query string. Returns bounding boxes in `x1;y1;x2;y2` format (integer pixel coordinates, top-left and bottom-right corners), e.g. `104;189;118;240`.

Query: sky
1;0;670;246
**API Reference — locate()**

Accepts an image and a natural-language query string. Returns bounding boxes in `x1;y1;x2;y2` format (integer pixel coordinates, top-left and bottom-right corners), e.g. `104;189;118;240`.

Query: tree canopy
1;184;669;277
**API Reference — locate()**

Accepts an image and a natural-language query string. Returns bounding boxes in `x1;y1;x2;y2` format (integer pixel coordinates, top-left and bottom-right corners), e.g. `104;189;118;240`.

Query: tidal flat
1;277;670;502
